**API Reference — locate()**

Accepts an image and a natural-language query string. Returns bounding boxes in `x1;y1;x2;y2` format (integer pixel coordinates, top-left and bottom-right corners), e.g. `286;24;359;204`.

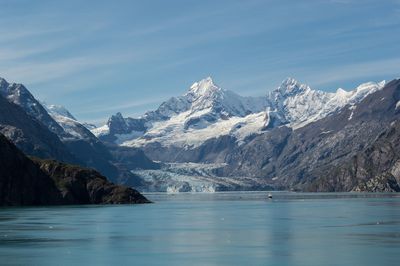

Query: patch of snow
42;102;76;120
92;124;110;137
122;110;267;148
348;111;354;120
51;115;84;139
115;131;144;145
396;101;400;110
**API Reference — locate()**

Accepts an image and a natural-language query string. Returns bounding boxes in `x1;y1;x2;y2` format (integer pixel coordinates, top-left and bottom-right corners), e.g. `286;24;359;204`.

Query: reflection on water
0;192;399;266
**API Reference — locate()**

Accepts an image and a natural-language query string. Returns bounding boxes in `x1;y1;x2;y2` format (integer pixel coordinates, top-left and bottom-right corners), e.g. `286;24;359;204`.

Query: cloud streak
0;0;399;122
307;57;400;87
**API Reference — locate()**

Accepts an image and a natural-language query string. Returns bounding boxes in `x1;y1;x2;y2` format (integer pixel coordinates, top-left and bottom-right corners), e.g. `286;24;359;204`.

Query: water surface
0;192;399;265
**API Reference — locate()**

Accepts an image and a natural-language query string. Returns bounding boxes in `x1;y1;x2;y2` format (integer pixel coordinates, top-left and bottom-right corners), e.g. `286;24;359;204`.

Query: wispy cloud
307;57;400;87
0;53;137;85
0;0;398;123
77;97;165;115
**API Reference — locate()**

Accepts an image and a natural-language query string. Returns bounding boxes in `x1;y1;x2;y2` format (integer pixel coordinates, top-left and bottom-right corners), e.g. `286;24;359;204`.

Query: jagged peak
281;77;299;86
336;88;348;94
107;112;124;124
113;112;124;119
188;76;221;95
0;77;9;87
275;77;311;95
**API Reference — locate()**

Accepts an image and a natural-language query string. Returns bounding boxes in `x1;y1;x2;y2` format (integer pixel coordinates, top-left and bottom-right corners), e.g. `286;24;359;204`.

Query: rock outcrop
0;134;150;206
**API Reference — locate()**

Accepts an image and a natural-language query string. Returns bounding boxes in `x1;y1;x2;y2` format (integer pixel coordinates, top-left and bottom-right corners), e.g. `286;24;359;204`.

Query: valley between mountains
1;76;399;194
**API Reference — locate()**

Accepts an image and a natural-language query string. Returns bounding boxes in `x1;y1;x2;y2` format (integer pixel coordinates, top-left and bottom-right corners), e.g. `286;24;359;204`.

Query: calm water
0;192;399;266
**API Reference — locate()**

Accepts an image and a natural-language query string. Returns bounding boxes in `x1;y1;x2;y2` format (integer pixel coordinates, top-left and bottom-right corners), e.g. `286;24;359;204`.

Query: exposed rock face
0;95;78;164
225;79;400;192
0;134;150;206
0;134;63;205
309;120;400;192
109;145;160;170
34;159;150;204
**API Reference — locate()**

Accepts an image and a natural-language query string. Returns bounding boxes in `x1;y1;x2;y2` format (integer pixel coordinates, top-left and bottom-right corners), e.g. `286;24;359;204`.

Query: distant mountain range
0;77;158;188
1;75;399;193
93;77;384;153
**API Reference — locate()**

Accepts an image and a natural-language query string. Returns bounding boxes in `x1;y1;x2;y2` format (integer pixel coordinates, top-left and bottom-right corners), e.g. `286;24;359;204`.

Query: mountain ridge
92;77;384;155
0;76;157;185
1;74;395;193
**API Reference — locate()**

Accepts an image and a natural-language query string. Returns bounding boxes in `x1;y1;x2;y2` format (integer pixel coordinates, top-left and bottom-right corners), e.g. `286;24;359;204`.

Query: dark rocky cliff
0;134;150;206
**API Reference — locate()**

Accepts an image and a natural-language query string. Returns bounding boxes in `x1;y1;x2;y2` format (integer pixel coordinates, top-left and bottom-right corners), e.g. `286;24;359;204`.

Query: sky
0;0;399;124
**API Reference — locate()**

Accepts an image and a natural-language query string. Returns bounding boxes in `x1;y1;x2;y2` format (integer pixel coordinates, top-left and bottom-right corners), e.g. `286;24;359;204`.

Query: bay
0;192;399;266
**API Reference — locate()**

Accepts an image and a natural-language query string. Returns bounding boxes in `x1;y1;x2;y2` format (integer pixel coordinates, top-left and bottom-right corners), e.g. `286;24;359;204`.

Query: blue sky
0;0;399;124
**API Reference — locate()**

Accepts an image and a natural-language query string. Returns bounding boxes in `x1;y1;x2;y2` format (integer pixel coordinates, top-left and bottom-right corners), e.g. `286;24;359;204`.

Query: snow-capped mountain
0;77;108;143
43;103;77;120
93;77;267;146
0;76;127;181
264;78;385;129
41;102;98;141
0;78;66;136
223;79;400;192
93;77;385;149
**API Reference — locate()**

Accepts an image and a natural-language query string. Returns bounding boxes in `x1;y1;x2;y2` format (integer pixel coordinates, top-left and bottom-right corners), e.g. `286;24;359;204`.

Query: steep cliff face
0;134;150;206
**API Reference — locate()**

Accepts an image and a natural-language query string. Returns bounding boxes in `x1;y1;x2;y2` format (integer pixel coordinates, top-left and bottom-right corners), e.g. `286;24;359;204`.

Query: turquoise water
0;192;399;266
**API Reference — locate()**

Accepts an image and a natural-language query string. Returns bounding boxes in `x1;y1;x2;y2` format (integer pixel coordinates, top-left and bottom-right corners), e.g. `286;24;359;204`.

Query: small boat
268;193;273;199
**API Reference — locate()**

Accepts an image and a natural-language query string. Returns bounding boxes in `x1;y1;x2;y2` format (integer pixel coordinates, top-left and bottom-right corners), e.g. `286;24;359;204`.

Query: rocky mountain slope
0;133;150;206
223;79;400;192
0;95;78;163
0;77;157;184
0;78;119;179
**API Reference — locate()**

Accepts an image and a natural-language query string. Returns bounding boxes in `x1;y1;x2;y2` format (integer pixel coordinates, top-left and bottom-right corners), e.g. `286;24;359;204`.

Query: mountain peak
281;77;299;85
41;102;77;121
276;77;310;95
189;76;219;95
110;112;124;121
0;77;9;88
